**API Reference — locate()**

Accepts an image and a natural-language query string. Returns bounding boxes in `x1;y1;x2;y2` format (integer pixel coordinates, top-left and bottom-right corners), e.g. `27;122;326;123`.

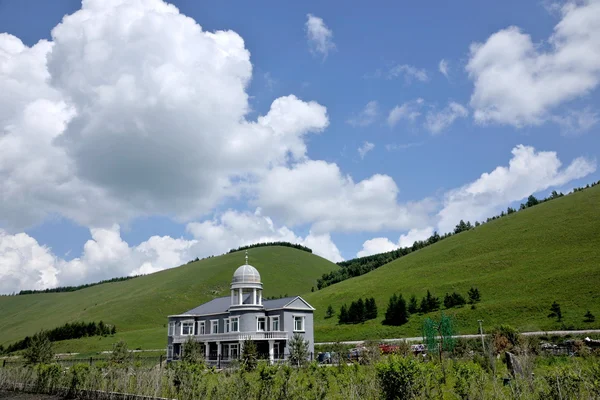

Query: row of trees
15;276;138;296
315;180;600;290
0;321;116;355
338;298;378;324
547;301;596;323
228;242;312;254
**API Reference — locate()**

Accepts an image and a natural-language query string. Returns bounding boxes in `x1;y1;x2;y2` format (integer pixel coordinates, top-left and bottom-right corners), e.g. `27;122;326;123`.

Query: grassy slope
305;186;600;342
0;246;337;352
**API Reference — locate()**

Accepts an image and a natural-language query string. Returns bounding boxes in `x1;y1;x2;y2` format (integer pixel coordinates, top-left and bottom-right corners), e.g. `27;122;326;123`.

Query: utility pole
477;319;485;353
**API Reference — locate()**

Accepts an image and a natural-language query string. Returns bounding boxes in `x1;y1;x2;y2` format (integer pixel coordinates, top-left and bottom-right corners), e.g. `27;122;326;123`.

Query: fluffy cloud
0;210;343;293
306;14;335;58
0;225;198;293
387;99;424;127
186;209;342;262
358;142;375;159
467;0;600;126
357;227;435;257
255;160;436;233
388;64;429;83
424;102;469;134
0;0;329;230
347;101;379;127
439;59;449;77
437;145;596;233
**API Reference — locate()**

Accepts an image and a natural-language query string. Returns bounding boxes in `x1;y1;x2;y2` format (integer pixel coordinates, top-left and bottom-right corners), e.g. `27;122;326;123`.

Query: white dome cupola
230;251;263;307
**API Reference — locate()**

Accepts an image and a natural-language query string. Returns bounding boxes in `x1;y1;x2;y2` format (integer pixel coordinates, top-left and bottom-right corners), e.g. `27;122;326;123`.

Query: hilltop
305;185;600;342
0;246;337;352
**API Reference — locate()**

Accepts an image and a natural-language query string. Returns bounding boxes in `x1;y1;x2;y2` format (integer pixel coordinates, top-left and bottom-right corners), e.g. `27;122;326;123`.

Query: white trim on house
167;345;173;359
181;320;194;336
292;315;305;332
168;322;175;336
282;296;316;310
257;316;266;332
198;321;205;335
210;319;219;334
230;316;239;332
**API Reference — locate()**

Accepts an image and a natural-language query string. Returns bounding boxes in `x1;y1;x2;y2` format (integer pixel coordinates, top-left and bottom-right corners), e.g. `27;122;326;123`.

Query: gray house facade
167;252;315;364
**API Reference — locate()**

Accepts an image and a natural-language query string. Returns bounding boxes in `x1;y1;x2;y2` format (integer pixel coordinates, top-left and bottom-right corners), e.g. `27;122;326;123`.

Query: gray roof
180;296;299;316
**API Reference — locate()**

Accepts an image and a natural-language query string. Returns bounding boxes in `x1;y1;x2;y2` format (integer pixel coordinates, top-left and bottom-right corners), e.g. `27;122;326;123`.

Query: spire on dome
245;250;248;265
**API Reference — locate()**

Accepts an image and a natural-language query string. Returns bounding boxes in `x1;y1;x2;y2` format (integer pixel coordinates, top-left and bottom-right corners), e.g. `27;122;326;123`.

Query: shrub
288;333;309;367
24;331;54;365
542;365;581;400
110;339;132;365
490;325;521;354
241;339;258;372
181;337;205;366
376;355;424;400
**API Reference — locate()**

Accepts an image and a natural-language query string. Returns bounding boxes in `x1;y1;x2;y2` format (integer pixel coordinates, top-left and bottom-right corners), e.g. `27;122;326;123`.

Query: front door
230;344;239;359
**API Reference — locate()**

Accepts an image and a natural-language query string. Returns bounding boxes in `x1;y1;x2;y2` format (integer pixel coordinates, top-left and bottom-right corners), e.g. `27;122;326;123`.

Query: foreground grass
306;186;600;341
0;247;338;350
1;352;599;399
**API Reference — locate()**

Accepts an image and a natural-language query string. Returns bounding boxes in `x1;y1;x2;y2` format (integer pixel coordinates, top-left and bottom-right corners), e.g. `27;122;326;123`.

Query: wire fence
1;355;165;369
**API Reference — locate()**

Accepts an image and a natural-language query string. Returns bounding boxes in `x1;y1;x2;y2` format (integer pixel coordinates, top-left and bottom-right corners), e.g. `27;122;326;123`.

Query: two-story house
166;252;315;364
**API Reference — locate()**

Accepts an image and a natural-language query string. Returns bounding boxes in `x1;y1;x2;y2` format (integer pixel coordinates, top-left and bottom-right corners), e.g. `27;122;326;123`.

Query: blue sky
0;0;598;293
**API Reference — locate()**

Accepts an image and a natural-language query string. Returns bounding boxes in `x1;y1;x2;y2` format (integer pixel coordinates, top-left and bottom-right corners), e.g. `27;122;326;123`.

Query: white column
204;342;209;359
258;290;262;305
238;288;243;305
253;288;257;305
231;289;234;305
217;341;222;358
268;340;275;364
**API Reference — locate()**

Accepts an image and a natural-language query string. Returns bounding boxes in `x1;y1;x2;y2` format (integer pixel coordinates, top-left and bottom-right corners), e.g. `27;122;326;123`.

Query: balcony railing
173;331;288;343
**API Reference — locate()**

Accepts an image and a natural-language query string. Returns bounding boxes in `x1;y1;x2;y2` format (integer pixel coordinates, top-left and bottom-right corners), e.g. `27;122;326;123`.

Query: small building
166;252;315;364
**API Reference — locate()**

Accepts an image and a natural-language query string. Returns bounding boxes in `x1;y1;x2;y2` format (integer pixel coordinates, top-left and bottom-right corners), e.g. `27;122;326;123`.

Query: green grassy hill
305;185;600;342
0;246;337;353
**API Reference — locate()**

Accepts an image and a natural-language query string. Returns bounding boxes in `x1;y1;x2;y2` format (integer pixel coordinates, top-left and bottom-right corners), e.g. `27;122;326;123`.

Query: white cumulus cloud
467;0;600;127
437;144;596;233
357;227;435;257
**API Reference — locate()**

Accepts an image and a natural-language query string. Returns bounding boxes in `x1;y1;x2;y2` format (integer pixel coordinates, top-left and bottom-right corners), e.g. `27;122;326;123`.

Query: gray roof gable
175;296;313;317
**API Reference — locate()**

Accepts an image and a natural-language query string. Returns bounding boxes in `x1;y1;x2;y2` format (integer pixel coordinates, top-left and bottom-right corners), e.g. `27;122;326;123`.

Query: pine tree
384;294;408;326
548;301;562;322
365;297;378;320
181;337;204;365
288;333;309;367
467;287;481;304
356;298;366;323
338;304;349;324
325;304;335;319
584;310;595;323
241;339;258;371
110;339;132;364
408;295;418;314
110;325;117;335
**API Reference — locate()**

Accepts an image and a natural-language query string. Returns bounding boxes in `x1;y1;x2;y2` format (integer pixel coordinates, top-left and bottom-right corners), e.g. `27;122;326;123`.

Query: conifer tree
325;304;335;319
548;301;562;322
584;310;595;323
338;304;349;324
408;295;418;314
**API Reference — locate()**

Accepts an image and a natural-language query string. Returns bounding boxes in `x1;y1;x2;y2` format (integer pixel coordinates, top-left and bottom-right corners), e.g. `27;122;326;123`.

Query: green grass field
2;186;599;353
306;185;600;342
0;246;337;352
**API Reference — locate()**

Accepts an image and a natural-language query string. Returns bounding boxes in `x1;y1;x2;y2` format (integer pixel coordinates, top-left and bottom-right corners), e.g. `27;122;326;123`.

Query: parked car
317;352;332;364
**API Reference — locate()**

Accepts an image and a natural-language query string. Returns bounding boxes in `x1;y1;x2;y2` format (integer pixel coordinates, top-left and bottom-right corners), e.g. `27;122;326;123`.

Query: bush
542;365;581;400
376;355;424;400
490;325;521;354
110;339;132;365
24;331;54;365
181;337;205;366
288;333;309;367
241;339;258;372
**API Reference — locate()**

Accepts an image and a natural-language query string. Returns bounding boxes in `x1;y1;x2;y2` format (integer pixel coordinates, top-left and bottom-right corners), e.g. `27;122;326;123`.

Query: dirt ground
0;391;64;400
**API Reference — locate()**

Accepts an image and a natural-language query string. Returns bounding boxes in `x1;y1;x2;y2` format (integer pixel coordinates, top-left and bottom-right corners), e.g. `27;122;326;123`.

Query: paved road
315;329;600;346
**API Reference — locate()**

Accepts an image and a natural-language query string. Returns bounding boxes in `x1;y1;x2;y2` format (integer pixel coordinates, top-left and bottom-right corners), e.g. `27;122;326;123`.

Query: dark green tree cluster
443;292;466;309
338;297;377;324
228;242;312;254
453;220;474;234
383;294;409;326
23;331;54;365
584;310;595;323
419;290;441;314
467;287;481;305
325;305;335;319
18;276;138;295
3;321;116;354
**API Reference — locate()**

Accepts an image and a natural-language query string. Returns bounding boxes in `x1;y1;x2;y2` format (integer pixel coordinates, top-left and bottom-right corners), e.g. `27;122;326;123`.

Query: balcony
173;331;288;343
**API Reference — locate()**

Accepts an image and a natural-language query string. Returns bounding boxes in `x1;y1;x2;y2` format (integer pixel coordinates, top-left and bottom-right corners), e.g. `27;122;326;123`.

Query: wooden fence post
89;357;93;366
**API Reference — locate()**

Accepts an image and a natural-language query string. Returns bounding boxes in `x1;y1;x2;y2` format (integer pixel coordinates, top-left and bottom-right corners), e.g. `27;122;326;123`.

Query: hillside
305;185;600;342
0;246;337;352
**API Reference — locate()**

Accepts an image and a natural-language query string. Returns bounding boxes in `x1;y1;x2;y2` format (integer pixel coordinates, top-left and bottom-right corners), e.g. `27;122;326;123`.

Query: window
168;322;174;336
230;317;239;332
257;317;266;331
225;319;230;333
198;321;205;335
271;316;279;331
167;345;173;359
211;320;218;334
181;321;194;336
293;316;304;332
